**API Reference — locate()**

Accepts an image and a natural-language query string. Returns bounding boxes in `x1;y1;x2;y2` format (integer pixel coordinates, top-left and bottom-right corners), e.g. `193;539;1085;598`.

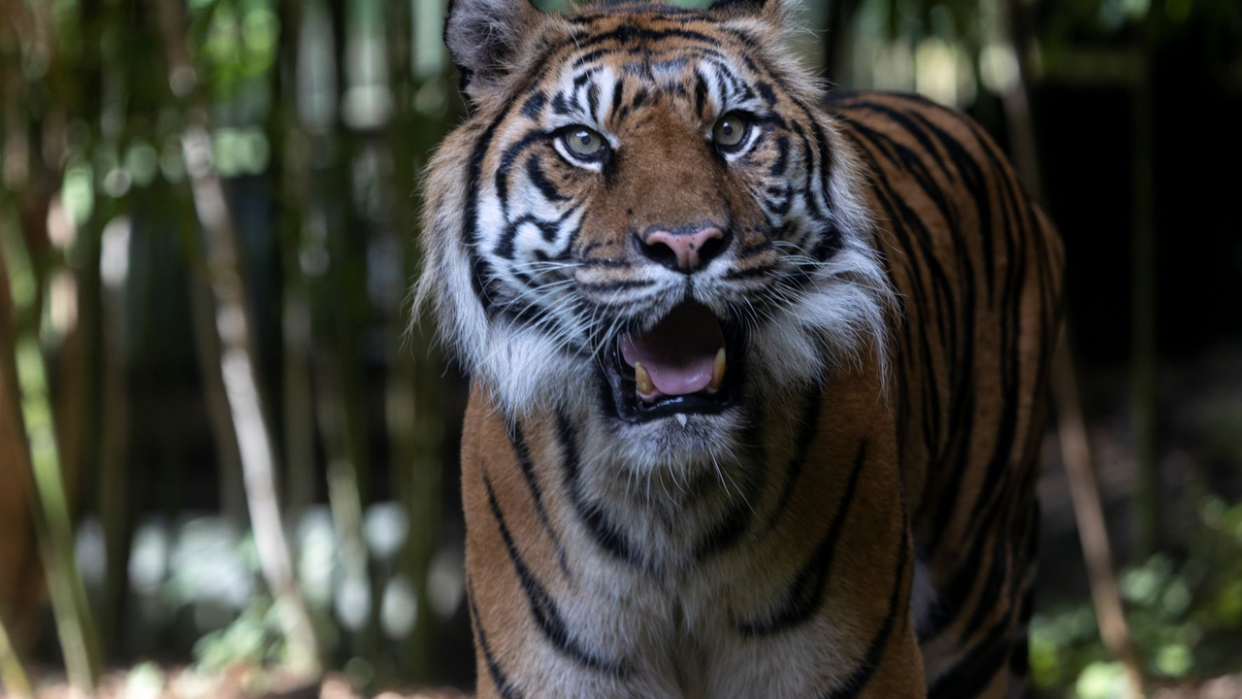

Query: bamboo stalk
270;0;318;528
0;613;33;699
1130;3;1160;563
97;216;133;658
185;234;249;527
0;210;101;693
388;0;452;680
311;0;382;666
182;118;322;676
146;0;322;676
0;105;44;666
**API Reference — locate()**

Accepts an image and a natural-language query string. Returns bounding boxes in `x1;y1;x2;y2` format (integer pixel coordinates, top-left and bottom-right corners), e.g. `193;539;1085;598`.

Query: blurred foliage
1032;493;1242;697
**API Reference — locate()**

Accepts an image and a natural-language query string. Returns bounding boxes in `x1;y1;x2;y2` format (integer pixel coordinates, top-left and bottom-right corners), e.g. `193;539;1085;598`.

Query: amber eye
713;113;751;150
561;127;606;161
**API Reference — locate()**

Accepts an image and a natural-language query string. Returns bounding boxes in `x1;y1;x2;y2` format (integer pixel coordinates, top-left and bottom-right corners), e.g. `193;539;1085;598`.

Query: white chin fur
585;407;748;476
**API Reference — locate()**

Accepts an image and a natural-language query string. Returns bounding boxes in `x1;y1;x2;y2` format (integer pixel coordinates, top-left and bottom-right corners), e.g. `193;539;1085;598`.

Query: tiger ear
444;0;548;104
708;0;794;25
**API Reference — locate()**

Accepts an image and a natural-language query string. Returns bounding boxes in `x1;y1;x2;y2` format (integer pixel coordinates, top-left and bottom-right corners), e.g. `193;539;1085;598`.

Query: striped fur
419;1;1063;697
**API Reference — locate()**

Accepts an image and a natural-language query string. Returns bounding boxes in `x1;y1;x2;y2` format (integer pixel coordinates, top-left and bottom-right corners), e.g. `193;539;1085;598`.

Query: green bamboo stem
147;0;324;676
0;613;33;699
1131;5;1160;563
0;211;101;693
388;0;452;680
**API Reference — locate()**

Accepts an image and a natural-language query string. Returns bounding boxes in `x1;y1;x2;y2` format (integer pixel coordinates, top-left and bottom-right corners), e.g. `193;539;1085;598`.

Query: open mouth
601;302;744;424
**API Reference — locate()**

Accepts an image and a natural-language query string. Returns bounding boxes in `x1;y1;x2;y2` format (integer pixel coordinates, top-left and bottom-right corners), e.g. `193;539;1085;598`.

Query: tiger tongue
619;304;724;397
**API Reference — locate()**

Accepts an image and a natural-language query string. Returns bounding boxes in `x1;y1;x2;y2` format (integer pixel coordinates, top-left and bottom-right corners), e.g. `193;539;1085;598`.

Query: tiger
417;0;1064;697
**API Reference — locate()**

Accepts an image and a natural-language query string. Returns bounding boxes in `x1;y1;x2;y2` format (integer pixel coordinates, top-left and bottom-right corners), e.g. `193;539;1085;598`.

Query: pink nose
641;226;726;272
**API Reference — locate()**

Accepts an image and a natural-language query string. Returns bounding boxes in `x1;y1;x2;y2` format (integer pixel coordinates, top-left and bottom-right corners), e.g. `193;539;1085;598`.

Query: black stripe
526;157;569;203
918;475;1007;641
818;528;911;699
737;440;868;636
961;532;1009;639
928;618;1012;699
608;79;626;123
756;80;777;107
575;278;656;294
555;412;643;566
483;472;627;675
769;134;790;177
843;135;949;461
693;421;765;561
521;91;547;120
1010;635;1030;677
493;214;565;260
568;28;722;70
694;73;710;118
509;422;571;576
586;81;601;121
466;582;524;699
495;129;549;214
551;90;573;115
756;386;823;538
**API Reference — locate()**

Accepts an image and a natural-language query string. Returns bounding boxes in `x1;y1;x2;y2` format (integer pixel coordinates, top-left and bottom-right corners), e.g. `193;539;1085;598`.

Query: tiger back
419;1;1063;697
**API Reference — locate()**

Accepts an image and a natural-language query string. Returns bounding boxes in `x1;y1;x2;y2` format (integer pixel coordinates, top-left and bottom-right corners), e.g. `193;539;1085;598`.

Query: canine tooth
708;347;727;393
635;362;655;395
675;413;688;428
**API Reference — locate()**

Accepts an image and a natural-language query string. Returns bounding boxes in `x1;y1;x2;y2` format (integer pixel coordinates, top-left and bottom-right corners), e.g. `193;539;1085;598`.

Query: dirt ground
0;669;468;699
8;670;1242;699
1155;675;1242;699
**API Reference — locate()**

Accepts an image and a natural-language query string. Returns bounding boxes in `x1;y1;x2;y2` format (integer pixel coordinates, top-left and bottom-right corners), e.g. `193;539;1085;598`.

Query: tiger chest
535;535;864;699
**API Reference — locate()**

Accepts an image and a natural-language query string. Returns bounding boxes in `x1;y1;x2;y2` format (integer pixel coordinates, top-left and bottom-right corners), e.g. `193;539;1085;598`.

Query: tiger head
420;0;892;469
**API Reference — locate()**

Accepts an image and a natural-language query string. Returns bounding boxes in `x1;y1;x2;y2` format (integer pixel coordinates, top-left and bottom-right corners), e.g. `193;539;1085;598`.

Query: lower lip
601;330;742;424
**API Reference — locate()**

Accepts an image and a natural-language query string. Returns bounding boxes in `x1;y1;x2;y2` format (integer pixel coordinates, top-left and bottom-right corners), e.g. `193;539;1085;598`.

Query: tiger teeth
635;362;655;396
675;413;688;428
708;347;726;393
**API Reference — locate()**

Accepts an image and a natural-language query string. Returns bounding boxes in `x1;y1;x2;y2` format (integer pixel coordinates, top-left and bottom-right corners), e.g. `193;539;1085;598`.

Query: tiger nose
638;226;727;273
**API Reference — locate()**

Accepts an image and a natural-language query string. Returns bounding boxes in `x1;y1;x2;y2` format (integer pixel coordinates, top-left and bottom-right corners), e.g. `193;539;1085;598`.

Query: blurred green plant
194;598;295;673
1031;494;1242;697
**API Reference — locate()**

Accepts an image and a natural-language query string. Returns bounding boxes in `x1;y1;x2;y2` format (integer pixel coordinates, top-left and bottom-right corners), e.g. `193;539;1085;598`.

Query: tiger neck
479;375;885;579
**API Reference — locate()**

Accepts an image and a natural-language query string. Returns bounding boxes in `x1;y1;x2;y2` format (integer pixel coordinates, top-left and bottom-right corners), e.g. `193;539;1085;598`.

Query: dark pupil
578;133;592;146
723;123;735;136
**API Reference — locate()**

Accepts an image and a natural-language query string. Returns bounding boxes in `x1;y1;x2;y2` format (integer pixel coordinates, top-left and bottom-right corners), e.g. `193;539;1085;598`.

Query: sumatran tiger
417;0;1063;697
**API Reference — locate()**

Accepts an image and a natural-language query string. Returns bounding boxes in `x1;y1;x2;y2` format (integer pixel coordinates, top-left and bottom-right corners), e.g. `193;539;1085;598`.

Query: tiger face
420;0;892;470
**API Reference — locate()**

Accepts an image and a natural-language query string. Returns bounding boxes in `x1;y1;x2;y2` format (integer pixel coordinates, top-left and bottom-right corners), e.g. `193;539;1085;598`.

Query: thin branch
998;1;1147;694
1052;338;1146;698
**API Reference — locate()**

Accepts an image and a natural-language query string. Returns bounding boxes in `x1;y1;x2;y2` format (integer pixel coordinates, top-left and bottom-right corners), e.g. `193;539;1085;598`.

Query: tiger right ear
444;0;548;105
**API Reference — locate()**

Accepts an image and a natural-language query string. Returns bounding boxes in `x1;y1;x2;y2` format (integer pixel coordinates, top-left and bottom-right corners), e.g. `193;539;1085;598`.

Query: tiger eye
565;128;604;158
713;113;750;148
